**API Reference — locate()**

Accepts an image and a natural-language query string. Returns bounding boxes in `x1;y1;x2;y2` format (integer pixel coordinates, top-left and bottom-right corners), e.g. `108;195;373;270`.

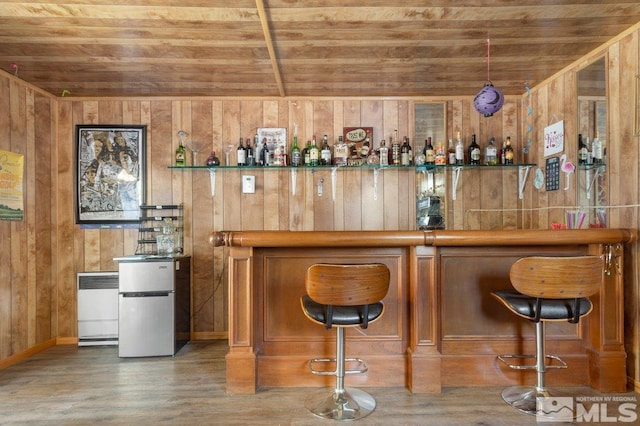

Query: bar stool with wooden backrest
491;256;604;419
300;263;390;421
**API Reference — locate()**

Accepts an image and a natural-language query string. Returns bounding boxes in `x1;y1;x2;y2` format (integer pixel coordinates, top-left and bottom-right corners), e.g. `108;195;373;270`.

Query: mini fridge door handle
121;291;172;298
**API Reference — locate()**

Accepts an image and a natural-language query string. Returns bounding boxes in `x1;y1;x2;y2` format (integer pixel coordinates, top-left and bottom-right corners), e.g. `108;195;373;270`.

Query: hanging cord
486;38;491;83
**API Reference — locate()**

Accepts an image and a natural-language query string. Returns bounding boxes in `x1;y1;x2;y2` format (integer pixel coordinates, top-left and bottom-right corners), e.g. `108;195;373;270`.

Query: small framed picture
75;125;146;225
343;127;373;151
257;127;287;154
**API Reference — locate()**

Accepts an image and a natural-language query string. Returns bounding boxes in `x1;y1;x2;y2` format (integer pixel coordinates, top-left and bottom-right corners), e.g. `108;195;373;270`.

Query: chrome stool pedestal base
501;386;574;421
305;387;376;421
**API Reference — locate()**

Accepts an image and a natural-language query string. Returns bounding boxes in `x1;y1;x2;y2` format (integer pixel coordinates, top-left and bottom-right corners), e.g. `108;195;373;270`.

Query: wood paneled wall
54;96;522;340
526;25;640;388
0;75;56;360
1;23;639;389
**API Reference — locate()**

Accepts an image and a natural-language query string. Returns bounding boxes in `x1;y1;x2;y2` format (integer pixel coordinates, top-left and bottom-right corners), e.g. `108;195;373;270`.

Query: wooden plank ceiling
1;0;639;98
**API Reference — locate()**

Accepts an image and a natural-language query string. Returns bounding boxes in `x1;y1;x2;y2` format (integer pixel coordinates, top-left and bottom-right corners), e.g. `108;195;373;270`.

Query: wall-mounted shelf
169;163;536;203
417;164;536;200
168;164;417;198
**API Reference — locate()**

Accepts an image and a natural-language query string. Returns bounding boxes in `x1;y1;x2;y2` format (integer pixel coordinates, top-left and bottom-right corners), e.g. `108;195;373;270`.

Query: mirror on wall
414;103;447;151
414;102;447;230
577;56;607;228
577;57;606;161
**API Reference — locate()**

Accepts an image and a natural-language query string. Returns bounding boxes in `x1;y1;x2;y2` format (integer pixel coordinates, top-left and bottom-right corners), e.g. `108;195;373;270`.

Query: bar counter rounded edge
209;228;636;248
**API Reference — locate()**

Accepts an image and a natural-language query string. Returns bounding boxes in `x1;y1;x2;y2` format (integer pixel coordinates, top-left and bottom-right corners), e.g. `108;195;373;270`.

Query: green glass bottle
291;134;301;166
175;140;186;166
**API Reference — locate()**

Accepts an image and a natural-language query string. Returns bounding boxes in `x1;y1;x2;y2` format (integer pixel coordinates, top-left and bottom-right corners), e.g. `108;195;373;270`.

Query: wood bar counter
210;229;635;394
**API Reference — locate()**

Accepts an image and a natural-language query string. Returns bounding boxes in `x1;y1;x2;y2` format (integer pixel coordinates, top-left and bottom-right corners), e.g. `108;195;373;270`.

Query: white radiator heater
77;271;119;346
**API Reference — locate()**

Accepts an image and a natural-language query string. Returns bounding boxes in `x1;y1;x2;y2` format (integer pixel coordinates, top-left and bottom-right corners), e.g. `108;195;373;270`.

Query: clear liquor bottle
320;134;332;165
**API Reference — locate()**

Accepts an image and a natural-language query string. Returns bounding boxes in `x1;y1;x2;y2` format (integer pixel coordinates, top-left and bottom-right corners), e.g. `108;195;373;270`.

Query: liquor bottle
391;129;401;165
175;139;186;166
366;147;379;165
261;137;270;166
320;134;332;165
585;136;593;164
309;135;319;166
236;137;246;166
578;134;588;165
379;139;389;166
435;141;447;165
206;150;220;167
447;139;456;165
592;133;603;164
280;144;289;166
414;144;425;166
245;138;255;166
303;140;311;165
400;136;412;166
484;137;498;165
254;134;262;166
290;133;301;167
423;137;435;165
274;143;283;166
468;133;481;165
333;136;348;165
504;136;515;164
360;135;371;158
455;132;465;165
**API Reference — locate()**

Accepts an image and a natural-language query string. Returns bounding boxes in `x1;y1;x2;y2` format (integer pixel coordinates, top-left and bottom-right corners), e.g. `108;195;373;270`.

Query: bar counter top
209;228;635;395
210;228;636;248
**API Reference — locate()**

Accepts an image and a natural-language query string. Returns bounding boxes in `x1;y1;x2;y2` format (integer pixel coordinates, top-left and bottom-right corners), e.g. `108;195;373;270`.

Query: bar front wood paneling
211;229;636;394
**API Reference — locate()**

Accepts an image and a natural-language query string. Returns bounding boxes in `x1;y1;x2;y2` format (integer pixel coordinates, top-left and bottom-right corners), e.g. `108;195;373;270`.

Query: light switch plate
242;175;255;193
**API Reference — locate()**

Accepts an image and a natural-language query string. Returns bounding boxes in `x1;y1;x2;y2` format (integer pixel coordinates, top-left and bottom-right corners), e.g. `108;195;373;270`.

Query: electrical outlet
242;175;255;194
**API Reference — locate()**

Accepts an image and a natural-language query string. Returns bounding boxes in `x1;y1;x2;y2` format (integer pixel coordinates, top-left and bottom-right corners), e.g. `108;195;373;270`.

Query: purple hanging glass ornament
473;82;504;117
473;39;504;117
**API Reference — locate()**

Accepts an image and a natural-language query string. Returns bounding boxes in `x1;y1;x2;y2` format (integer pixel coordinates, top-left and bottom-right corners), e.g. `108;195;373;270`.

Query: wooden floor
0;340;636;425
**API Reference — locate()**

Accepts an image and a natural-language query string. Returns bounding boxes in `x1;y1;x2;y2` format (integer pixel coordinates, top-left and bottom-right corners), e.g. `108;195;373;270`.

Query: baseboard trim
56;337;78;345
191;331;228;340
0;338;56;370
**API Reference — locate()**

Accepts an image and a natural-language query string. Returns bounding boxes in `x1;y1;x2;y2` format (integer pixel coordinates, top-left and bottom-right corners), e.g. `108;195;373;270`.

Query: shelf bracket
372;167;379;201
585;165;605;200
291;168;297;196
518;165;533;200
452;167;463;200
331;167;337;202
208;169;216;197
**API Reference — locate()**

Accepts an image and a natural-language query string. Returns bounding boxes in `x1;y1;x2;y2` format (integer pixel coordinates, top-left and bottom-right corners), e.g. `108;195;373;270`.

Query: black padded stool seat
492;290;592;322
491;255;604;420
300;295;384;329
300;263;390;421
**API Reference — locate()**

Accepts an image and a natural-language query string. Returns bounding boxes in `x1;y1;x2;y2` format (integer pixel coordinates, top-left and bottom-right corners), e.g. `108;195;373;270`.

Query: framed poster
75;125;146;225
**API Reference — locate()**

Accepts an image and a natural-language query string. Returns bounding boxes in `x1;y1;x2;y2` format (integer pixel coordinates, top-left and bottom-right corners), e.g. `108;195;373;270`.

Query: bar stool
491;255;604;418
300;263;390;421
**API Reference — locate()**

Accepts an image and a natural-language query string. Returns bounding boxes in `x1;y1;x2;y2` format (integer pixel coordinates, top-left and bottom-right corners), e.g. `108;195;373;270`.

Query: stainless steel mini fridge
115;256;191;358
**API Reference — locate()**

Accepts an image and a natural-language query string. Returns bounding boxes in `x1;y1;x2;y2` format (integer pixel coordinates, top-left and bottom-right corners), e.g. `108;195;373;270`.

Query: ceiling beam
255;0;285;97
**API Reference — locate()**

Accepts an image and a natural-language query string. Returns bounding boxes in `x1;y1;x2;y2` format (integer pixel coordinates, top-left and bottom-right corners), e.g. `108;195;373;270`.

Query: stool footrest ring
309;357;368;375
497;354;568;370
